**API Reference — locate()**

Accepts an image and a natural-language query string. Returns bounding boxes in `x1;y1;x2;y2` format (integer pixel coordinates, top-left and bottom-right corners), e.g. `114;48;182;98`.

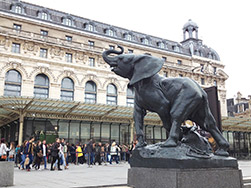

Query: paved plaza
10;160;251;188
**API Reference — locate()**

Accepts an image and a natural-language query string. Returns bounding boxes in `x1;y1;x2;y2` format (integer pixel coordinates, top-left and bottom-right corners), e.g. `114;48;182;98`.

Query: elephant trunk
102;45;124;65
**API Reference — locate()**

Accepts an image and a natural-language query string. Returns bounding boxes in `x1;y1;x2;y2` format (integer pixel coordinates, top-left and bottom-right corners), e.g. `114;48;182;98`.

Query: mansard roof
0;0;220;60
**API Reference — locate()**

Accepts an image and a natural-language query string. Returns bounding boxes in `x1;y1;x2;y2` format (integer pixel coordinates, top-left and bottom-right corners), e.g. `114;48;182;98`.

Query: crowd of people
0;137;136;172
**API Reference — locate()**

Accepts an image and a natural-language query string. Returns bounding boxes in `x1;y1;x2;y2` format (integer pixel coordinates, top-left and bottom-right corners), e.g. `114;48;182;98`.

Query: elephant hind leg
193;105;229;156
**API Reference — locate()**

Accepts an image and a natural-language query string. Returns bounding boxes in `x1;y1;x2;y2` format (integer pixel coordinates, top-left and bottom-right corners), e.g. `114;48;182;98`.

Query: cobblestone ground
14;162;129;188
13;161;251;188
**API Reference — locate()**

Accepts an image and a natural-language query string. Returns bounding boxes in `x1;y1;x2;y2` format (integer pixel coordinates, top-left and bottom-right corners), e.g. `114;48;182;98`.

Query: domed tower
183;19;199;40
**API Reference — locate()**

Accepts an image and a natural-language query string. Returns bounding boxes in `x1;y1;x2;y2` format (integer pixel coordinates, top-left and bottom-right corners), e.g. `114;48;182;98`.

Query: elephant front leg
161;120;181;147
133;103;147;148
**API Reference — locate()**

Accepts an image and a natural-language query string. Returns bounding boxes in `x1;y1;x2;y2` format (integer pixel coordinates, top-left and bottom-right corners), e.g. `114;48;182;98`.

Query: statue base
128;142;243;188
128;167;243;188
130;143;238;169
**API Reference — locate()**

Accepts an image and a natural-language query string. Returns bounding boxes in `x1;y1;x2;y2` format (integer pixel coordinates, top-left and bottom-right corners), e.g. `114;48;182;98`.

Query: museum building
0;0;250;158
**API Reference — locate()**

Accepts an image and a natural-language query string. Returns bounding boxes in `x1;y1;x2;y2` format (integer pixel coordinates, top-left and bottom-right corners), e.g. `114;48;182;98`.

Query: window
201;78;205;85
15;6;22;14
89;57;95;67
142;38;149;45
107;84;117;105
65;18;72;26
127;87;135;107
109;45;115;50
12;43;20;53
61;77;74;101
86;24;94;31
163;71;168;77
213;67;217;75
4;70;22;96
41;12;48;20
125;33;132;41
40;30;48;38
214;80;217;86
173;45;180;52
177;60;182;65
200;64;204;72
162;57;166;61
65;35;72;42
106;29;114;37
13;24;21;32
88;40;94;48
65;53;72;63
128;49;133;54
34;74;49;98
158;42;165;48
40;48;47;58
85;81;97;103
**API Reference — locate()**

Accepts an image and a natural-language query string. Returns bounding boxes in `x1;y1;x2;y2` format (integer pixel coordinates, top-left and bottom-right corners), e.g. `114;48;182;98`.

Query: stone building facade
0;0;229;145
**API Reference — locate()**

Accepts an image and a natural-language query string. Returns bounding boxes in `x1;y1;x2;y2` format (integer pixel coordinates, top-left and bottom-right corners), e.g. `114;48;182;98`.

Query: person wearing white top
0;138;7;161
41;140;48;169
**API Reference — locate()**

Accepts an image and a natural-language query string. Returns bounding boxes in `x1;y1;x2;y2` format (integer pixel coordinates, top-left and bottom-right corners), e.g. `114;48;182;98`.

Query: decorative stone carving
75;52;85;62
28;66;56;82
81;74;102;88
56;70;80;86
0;62;28;79
0;37;11;50
23;42;39;55
50;47;64;60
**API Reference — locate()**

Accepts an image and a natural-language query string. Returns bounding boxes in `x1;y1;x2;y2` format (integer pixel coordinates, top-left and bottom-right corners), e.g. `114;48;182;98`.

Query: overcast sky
24;0;251;99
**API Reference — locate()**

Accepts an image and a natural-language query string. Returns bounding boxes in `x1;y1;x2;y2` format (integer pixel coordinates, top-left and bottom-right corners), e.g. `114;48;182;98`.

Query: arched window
65;18;72;26
158;42;165;49
127;87;135;107
107;84;117;105
124;33;132;41
15;5;22;14
61;77;74;101
106;29;114;37
41;12;48;20
4;70;22;96
62;17;73;26
85;81;97;103
142;38;149;45
34;74;49;98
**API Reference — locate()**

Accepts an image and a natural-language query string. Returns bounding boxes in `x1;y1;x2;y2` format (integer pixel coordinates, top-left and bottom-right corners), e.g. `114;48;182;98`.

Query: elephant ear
129;55;164;85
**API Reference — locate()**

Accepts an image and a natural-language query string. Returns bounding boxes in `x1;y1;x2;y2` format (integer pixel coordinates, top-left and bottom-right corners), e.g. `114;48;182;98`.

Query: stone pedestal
128;167;243;188
0;161;14;187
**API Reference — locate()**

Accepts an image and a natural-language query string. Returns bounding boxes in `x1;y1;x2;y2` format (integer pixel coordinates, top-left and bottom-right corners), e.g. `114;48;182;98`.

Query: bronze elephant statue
102;45;229;156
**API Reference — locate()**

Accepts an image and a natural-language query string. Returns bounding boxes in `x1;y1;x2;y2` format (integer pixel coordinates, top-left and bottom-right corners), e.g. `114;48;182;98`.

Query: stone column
18;114;24;146
49;83;61;99
22;79;34;97
0;77;4;96
130;121;134;143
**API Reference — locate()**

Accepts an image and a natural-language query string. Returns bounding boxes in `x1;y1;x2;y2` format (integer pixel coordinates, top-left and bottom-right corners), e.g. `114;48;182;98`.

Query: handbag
37;152;43;158
1;154;7;160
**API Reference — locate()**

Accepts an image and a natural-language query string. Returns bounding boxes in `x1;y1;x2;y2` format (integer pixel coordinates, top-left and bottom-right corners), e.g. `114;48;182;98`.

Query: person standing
86;139;93;165
8;142;15;161
0;138;7;161
19;140;27;169
76;143;84;164
95;142;102;165
53;139;67;170
41;140;48;169
62;139;68;167
50;138;62;171
24;137;34;170
110;142;120;164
